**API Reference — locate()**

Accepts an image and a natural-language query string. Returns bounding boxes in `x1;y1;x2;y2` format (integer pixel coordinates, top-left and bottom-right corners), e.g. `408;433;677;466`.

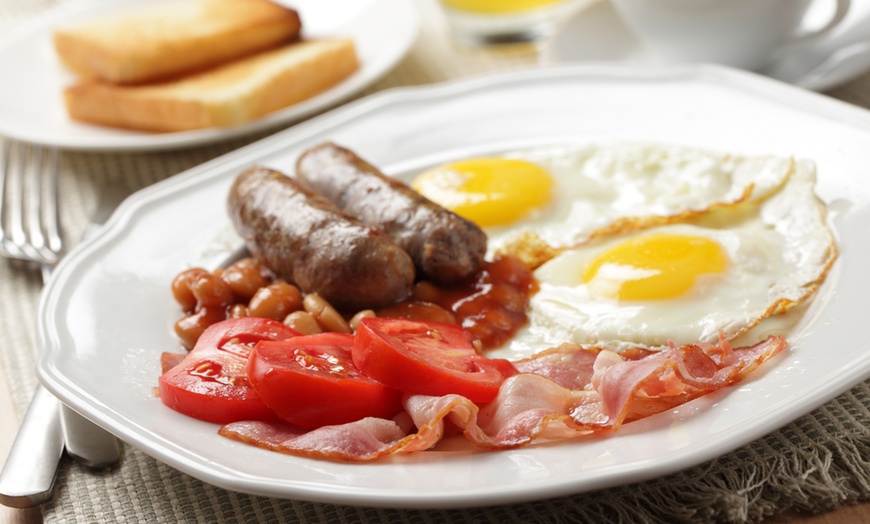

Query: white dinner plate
0;0;418;152
38;64;870;509
546;0;870;92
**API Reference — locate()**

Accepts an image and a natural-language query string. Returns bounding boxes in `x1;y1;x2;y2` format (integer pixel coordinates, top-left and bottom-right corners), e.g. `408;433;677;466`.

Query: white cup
610;0;851;71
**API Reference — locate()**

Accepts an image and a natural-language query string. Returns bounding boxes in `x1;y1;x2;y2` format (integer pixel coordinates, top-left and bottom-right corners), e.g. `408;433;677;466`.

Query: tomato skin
158;317;300;424
247;333;403;429
352;318;517;404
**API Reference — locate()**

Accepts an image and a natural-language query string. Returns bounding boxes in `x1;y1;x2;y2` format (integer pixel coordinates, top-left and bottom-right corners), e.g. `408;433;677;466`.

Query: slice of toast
63;38;359;132
53;0;302;85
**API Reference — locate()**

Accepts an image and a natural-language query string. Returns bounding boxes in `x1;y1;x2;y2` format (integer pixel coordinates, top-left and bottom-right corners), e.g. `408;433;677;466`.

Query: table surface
3;0;870;522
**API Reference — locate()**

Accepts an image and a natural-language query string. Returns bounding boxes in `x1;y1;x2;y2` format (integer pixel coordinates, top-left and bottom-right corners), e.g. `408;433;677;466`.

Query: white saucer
546;0;870;92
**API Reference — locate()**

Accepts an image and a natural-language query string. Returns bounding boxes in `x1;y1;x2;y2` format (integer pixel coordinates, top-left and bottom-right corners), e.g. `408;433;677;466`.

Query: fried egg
493;159;837;357
412;143;794;267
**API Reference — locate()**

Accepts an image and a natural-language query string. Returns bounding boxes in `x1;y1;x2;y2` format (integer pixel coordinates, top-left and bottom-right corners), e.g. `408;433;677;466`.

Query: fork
0;140;121;508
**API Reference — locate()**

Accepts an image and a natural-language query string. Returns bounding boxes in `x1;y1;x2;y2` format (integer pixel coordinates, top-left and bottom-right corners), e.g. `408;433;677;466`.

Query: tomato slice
352;318;517;404
247;333;404;429
158;317;300;424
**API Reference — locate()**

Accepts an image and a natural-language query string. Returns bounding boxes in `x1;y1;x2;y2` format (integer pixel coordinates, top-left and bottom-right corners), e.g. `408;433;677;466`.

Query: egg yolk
411;158;553;228
582;233;728;300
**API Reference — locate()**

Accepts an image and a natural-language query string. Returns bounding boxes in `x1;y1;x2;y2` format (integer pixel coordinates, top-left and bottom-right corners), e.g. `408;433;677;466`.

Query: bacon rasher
219;336;786;461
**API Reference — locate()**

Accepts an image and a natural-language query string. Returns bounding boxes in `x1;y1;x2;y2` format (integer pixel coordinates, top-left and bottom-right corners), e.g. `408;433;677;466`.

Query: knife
0;184;127;508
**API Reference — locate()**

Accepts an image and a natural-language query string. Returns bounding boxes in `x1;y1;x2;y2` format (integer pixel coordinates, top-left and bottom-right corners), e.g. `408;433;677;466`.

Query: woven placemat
2;0;870;522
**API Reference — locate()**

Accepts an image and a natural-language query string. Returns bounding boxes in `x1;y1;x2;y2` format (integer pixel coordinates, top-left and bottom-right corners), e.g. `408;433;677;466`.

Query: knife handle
60;405;122;468
0;385;64;508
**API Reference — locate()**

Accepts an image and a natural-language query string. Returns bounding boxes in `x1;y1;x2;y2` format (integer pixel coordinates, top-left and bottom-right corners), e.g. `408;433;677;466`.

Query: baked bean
303;293;351;333
283;311;322;335
191;272;234;308
174;306;227;350
171;268;209;312
411;281;440;303
248;283;303;320
221;258;273;300
376;301;457;325
487;285;525;313
348;309;375;332
483;309;511;330
228;304;248;319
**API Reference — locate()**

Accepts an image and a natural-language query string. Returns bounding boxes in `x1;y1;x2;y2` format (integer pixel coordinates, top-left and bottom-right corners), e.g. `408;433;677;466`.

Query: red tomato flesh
352;318;517;404
247;333;404;429
158;317;300;424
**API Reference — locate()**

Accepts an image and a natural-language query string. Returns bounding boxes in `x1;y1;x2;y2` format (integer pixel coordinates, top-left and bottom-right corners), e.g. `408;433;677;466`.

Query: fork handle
0;385;64;508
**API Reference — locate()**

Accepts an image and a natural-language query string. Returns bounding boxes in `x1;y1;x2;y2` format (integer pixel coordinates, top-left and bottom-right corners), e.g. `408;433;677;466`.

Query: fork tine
0;140;62;267
25;145;62;264
0;140;9;249
42;148;63;257
7;142;39;262
0;140;28;260
25;145;50;262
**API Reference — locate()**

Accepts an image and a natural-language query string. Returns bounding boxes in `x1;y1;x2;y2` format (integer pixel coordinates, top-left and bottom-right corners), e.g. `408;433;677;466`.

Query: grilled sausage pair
228;142;487;310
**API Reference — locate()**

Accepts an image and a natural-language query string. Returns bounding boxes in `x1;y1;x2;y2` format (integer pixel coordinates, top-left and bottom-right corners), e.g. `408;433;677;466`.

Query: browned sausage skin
296;142;488;284
227;166;415;310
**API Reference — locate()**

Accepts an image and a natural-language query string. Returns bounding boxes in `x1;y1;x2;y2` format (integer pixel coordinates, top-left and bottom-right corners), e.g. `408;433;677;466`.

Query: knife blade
0;184;127;508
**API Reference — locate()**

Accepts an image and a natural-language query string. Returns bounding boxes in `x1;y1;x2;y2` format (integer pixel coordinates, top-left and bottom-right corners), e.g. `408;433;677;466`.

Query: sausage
296;142;488;284
227;166;415;310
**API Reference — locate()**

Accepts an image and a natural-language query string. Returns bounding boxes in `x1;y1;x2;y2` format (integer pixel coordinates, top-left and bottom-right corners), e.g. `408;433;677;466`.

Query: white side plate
0;0;418;152
38;64;870;509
